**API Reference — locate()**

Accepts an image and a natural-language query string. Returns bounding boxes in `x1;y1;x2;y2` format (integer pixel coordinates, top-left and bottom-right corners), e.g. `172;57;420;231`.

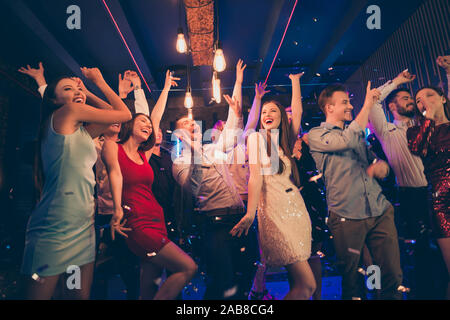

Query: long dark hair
118;113;155;151
34;76;71;201
414;86;450;121
260;100;301;187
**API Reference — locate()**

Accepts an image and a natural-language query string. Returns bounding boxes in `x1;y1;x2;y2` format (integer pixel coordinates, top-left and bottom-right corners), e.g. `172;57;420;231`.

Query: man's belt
198;207;246;217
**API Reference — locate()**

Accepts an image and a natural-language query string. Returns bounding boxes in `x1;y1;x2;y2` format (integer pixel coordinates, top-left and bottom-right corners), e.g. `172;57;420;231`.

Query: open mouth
73;97;84;103
141;128;151;135
264;118;274;125
111;123;120;128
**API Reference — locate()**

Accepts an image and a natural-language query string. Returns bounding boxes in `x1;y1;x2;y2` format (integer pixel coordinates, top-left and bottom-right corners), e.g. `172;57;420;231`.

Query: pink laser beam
264;0;298;85
102;0;151;93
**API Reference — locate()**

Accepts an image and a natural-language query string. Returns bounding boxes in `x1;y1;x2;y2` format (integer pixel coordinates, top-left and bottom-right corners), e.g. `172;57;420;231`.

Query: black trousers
91;214;140;300
327;206;403;300
201;214;259;300
398;186;431;239
398;186;442;299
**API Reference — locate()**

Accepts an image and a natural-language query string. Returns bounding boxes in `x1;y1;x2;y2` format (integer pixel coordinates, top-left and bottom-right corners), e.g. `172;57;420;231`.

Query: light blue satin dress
21;115;97;277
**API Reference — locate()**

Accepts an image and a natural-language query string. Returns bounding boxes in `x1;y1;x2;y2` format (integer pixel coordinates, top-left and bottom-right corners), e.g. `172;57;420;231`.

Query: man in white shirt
368;63;450;298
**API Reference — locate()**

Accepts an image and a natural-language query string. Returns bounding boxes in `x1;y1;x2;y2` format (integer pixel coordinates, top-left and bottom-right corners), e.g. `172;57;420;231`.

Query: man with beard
368;70;432;298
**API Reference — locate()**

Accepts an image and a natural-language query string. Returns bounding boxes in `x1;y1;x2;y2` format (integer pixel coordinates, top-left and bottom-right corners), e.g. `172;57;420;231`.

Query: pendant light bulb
184;90;193;109
176;28;187;54
213;48;226;72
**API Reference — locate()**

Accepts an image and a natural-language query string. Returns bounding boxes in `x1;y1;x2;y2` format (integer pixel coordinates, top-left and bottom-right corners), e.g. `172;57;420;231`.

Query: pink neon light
264;0;298;85
102;0;151;93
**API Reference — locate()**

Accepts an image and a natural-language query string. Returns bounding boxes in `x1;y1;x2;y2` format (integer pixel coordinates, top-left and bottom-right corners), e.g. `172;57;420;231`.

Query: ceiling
1;0;427;108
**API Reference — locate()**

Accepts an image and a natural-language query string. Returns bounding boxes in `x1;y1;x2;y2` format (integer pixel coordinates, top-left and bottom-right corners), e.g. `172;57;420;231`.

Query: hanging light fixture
212;71;221;103
213;45;226;72
213;2;226;72
184;89;193;109
176;28;187;54
176;0;188;54
184;87;193;109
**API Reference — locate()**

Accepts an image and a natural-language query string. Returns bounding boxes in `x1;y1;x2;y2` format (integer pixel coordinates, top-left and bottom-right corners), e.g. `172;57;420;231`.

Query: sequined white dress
256;142;312;267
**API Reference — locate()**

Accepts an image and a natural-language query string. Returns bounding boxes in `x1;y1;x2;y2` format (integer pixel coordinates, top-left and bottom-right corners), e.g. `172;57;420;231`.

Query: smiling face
327;91;354;123
261;102;282;130
53;78;86;105
132;114;153;143
176;116;200;141
389;91;415;118
105;123;121;136
415;88;446;120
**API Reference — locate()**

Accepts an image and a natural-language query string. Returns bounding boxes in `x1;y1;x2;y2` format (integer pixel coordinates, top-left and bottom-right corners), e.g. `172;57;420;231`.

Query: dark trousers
91;214;140;300
201;214;259;300
327;205;403;300
398;186;431;239
398;186;439;299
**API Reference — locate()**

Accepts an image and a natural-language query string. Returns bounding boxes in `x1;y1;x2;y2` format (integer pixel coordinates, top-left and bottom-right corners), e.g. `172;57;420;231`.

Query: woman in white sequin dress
231;73;315;300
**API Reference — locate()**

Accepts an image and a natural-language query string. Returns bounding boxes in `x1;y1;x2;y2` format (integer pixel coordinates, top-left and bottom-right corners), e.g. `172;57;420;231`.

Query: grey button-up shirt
172;108;244;212
368;80;427;187
308;121;391;219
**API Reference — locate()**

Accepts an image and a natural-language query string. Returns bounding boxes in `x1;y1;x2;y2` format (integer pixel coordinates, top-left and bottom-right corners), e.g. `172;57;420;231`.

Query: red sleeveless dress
117;143;170;257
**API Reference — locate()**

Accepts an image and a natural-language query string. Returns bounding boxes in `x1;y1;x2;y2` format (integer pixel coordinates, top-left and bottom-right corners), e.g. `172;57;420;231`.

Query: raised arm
214;94;243;153
244;82;270;134
354;81;381;130
125;70;150;116
18;62;47;96
288;72;304;141
65;67;131;138
230;132;263;237
232;59;246;107
369;70;416;139
150;70;179;136
308;121;364;153
101;140;131;240
436;55;450;98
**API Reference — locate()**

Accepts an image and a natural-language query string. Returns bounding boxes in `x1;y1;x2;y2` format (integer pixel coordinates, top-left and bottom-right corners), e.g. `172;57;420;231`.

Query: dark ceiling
1;0;427;104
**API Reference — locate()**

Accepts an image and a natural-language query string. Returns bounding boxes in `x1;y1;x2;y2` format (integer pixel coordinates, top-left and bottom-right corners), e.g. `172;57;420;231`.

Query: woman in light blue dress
21;67;131;299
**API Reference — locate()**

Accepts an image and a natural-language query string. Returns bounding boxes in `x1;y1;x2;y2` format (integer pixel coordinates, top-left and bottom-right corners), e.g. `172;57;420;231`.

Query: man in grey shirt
308;82;403;300
172;94;258;300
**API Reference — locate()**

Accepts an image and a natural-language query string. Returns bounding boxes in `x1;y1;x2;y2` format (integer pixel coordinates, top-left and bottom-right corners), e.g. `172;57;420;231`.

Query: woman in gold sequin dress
231;73;315;300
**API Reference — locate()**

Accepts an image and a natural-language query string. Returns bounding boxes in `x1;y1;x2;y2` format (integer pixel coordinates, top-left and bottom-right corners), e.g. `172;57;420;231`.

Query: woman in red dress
102;71;197;300
407;86;449;298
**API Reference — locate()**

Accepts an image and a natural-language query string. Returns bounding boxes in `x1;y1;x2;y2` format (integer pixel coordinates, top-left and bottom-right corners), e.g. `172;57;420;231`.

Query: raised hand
236;59;247;84
288;72;305;81
124;70;141;89
81;67;105;84
224;94;242;118
255;82;270;100
18;62;46;86
164;70;180;90
436;55;450;73
118;72;134;98
393;69;416;86
364;81;381;108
